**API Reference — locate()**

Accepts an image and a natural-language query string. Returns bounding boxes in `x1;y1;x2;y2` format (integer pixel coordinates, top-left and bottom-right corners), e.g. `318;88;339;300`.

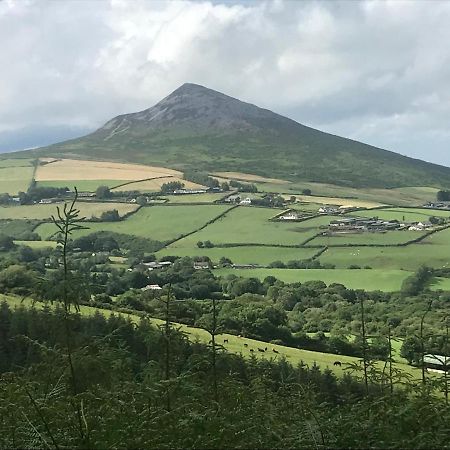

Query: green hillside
13;83;450;189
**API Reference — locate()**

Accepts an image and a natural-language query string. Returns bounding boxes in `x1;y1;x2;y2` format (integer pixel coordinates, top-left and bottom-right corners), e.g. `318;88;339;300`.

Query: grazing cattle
258;348;265;352
243;343;248;347
250;348;254;352
223;339;229;343
265;347;268;351
273;349;279;354
333;361;342;366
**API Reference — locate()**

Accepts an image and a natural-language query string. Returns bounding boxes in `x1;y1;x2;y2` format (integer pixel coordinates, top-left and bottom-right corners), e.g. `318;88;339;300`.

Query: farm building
143;261;172;270
279;212;300;220
141;284;163;291
239;198;252;205
193;261;211;270
318;205;340;215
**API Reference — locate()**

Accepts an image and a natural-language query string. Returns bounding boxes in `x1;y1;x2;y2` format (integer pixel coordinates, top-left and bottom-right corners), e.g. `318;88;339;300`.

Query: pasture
0;158;35;195
172;206;331;247
1;294;421;379
214;268;411;292
35;158;182;181
35;204;231;242
163;193;225;203
356;207;450;222
309;230;427;246
0;202;138;220
157;245;320;265
212;171;290;184
320;230;450;270
429;277;450;291
14;240;58;249
290;195;385;209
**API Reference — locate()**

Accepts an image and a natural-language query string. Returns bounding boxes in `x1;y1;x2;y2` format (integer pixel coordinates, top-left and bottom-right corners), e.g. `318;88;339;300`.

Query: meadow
14;240;58;249
36;180;125;191
35;204;231;242
215;268;412;292
171;206;331;247
356;207;450;222
309;230;427;246
162;193;225;203
157;245;320;265
0;202;138;220
0;158;35;194
111;177;203;192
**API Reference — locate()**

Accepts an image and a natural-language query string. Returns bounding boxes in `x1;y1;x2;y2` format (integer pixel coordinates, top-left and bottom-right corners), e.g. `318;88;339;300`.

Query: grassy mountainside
14;83;450;188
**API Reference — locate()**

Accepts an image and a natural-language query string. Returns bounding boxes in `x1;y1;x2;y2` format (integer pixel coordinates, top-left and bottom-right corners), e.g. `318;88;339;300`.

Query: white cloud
0;0;449;165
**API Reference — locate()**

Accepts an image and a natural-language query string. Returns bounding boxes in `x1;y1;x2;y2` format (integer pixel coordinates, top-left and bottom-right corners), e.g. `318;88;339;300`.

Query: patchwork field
171;206;331;247
14;240;58;249
35;204;231;242
0;202;138;220
163;193;226;203
290;195;385;209
215;268;412;292
157;245;320;265
35;158;181;181
0;158;35;194
212;171;290;184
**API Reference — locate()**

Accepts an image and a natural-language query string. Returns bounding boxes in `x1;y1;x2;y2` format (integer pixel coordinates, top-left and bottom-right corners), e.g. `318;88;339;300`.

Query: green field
1;293;422;379
36;179;126;191
14;240;58;249
171;207;330;247
429;277;450;291
310;230;426;246
357;207;450;222
157;245;321;265
0;160;35;195
214;268;411;292
320;229;450;270
35;204;231;242
163;193;225;203
0;202;138;220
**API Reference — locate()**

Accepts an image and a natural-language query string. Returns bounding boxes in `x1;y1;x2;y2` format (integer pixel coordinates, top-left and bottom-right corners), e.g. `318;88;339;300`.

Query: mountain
14;83;450;188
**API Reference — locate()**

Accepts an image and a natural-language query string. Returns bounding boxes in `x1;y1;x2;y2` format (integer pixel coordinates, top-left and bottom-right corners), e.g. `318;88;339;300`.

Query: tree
96;185;112;199
302;189;312;195
136;195;148;206
161;181;184;193
0;234;15;251
100;209;120;221
221;182;230;191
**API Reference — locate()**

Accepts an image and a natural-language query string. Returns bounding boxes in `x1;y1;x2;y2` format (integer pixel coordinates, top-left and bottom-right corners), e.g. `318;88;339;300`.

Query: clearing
0;158;35;195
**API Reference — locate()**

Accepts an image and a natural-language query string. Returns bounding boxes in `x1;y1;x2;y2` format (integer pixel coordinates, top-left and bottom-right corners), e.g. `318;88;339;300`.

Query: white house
239;198;252;205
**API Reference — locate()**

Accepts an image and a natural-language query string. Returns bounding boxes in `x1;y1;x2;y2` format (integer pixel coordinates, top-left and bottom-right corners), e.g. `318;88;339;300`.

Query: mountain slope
15;83;450;188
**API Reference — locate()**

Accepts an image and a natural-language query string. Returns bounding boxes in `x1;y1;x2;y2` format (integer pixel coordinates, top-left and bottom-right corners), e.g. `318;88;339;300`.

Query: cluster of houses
423;201;450;210
172;188;208;195
318;205;357;214
224;195;252;205
142;261;173;271
326;217;434;234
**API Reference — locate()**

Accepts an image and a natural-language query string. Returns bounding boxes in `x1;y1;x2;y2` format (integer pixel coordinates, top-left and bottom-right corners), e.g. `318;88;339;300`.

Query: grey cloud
0;0;449;166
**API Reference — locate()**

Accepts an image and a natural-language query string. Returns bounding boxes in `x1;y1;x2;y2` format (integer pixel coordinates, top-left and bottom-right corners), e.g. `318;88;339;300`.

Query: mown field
157;245;321;265
35;204;231;242
14;240;58;249
1;294;422;379
0;202;138;220
0;158;35;195
112;177;204;192
215;268;412;292
36;180;125;191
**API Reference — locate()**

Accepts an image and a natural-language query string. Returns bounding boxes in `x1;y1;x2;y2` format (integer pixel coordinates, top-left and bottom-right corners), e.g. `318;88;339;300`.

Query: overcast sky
1;0;450;167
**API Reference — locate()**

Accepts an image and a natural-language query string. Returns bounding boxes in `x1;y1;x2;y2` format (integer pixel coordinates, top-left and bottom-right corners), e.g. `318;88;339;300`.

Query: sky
0;0;449;167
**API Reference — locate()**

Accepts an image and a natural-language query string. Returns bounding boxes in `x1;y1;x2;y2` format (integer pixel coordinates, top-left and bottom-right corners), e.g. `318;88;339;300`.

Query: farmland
35;204;231;242
0;158;35;194
111;177;203;192
356;207;450;222
36;180;125;191
215;268;412;292
0;202;138;220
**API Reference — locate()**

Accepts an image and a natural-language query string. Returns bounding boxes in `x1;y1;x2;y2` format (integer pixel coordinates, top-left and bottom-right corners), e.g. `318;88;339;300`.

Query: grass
0;293;422;379
320;229;450;270
214;268;412;292
171;207;331;247
157;245;321;265
0;202;138;220
0;164;35;195
356;207;450;222
35;204;231;242
35;158;181;182
310;230;427;246
36;180;126;191
429;277;450;291
14;240;58;249
0;158;34;168
112;177;204;192
163;193;226;204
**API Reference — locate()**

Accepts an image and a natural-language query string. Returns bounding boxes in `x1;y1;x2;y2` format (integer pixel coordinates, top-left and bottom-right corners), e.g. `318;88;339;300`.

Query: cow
273;349;279;354
333;361;342;366
223;339;229;343
250;348;254;353
244;343;248;347
258;348;265;353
